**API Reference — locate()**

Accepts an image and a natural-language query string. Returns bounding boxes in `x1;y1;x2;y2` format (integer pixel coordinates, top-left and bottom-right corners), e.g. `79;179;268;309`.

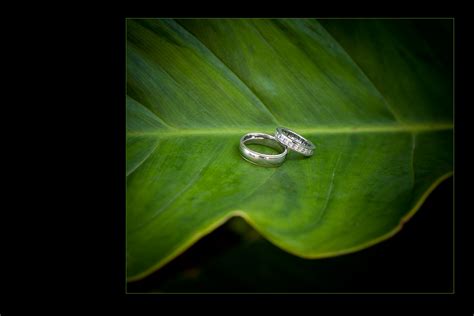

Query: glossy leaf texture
126;19;453;281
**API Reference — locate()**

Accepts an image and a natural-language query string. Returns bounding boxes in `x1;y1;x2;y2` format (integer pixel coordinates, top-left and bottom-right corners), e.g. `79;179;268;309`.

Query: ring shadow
286;150;309;161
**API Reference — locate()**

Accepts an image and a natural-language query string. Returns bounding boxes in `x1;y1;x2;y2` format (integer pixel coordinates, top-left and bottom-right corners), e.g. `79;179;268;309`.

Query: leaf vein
128;144;224;234
319;21;403;123
174;19;281;125
314;139;346;225
126;139;161;177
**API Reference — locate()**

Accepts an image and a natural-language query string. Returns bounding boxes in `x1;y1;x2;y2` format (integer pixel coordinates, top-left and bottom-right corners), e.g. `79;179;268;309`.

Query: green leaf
126;19;453;281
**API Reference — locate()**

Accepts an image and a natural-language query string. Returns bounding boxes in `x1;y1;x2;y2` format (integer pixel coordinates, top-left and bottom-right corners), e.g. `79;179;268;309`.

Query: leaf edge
127;171;453;282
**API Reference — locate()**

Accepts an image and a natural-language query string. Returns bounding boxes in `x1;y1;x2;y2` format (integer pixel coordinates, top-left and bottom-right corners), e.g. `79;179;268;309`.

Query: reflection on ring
239;132;288;167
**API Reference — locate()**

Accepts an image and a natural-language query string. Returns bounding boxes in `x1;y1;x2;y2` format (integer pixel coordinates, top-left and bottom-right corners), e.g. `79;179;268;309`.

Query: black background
0;12;471;315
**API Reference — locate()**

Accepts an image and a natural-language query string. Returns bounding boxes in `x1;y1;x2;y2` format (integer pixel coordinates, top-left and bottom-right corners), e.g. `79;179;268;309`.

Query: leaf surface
126;19;453;281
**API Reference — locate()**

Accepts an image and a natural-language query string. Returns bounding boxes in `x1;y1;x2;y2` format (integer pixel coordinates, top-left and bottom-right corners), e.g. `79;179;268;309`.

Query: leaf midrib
127;122;453;137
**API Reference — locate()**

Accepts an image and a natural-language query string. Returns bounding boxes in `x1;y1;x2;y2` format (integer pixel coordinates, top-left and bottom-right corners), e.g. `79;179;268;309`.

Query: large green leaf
126;18;453;281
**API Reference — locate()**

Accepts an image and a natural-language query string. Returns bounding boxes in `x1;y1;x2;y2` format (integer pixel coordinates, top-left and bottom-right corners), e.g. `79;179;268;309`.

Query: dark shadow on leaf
286;150;310;161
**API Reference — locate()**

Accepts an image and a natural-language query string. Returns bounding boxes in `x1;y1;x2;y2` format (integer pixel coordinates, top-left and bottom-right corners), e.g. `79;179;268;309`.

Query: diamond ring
275;127;315;157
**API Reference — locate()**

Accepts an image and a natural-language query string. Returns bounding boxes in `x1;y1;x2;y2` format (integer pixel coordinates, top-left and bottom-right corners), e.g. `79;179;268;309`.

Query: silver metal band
275;127;315;157
239;132;288;167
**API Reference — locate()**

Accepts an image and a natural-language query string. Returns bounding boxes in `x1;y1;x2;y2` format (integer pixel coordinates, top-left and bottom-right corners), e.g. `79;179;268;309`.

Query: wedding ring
239;132;288;167
275;127;315;157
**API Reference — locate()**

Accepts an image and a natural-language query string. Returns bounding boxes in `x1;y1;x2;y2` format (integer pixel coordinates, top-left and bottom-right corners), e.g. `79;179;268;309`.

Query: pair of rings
239;127;315;167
